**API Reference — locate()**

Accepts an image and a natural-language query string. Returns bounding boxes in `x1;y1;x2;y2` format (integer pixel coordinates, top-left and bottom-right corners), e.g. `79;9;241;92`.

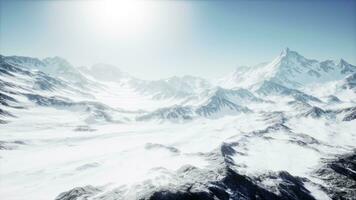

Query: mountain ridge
219;48;356;90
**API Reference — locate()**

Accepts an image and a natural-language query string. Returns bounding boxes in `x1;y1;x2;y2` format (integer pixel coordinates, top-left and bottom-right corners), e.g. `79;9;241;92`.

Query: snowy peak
279;47;309;60
279;48;319;70
300;106;328;118
220;48;356;89
337;58;356;74
195;94;251;118
279;47;299;59
281;47;290;55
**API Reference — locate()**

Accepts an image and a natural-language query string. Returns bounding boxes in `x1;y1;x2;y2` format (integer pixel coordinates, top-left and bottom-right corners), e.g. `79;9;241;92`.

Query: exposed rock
314;151;356;200
343;110;356;121
55;185;102;200
301;106;327;118
0;140;26;150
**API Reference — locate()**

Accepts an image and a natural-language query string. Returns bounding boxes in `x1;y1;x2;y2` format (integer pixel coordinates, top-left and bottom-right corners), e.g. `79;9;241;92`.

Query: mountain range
0;49;355;200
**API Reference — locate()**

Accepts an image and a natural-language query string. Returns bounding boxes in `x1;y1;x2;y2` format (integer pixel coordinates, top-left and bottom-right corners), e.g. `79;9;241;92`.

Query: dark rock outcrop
55;185;101;200
315;151;356;200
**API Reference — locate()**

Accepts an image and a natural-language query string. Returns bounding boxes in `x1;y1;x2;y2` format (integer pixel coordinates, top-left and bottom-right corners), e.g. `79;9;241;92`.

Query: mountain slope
256;80;321;103
0;56;128;124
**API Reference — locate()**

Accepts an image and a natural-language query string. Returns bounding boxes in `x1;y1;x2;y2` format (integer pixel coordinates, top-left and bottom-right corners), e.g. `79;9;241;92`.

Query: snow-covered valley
1;49;356;200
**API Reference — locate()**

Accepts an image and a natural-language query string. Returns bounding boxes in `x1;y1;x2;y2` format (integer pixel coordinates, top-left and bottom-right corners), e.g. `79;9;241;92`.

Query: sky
1;0;356;80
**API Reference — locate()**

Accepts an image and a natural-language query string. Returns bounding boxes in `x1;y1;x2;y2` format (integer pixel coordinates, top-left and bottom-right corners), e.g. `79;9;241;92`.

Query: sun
84;0;154;38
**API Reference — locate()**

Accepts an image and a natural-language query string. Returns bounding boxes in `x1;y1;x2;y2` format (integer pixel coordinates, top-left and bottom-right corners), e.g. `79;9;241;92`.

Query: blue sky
1;0;356;80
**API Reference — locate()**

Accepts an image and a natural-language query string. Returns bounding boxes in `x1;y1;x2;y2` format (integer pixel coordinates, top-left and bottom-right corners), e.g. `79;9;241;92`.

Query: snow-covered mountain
0;56;130;124
220;48;356;90
2;55;89;84
80;63;212;100
1;50;355;200
137;87;270;121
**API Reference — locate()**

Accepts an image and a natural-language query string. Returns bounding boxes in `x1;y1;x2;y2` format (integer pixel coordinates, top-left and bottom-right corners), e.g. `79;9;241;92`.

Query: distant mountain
1;55;88;84
300;106;328;118
220;48;356;90
138;88;256;121
137;105;195;122
210;87;265;104
132;75;212;100
78;63;132;82
80;63;212;100
195;95;251;118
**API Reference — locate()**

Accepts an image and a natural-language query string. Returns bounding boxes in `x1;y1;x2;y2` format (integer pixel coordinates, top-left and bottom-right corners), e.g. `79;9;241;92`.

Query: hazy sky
1;0;356;80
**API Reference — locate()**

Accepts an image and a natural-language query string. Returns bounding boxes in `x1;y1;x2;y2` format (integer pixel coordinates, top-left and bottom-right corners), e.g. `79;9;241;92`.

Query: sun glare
85;0;154;38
